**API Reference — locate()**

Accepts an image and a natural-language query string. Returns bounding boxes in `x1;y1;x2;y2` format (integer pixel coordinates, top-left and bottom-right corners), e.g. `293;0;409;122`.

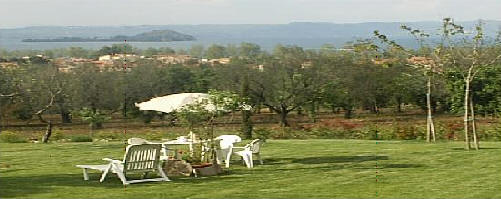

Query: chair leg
256;153;263;165
100;164;113;182
216;150;222;165
242;152;252;168
225;150;231;168
249;154;254;168
111;164;128;185
116;172;128;185
157;164;171;181
82;168;89;181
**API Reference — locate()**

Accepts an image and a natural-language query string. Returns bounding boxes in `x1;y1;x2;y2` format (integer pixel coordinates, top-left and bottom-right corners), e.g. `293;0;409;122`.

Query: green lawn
1;140;500;198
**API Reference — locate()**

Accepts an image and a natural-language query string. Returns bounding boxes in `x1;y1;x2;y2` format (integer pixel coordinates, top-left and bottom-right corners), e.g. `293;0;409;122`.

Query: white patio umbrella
134;93;218;113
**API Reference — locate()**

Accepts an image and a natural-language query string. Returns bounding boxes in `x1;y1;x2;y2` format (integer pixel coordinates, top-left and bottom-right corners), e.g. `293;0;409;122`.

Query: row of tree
0;42;261;61
1;19;500;149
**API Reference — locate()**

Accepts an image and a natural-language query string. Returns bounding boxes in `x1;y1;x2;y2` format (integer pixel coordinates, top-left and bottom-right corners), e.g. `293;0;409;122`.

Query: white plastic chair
231;139;264;168
214;135;242;168
76;144;170;185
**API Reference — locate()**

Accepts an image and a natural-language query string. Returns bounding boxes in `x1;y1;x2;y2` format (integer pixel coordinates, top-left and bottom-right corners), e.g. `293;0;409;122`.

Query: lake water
0;37;349;51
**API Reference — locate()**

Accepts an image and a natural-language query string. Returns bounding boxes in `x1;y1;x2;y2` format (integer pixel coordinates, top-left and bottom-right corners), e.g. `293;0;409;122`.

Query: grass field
1;140;500;198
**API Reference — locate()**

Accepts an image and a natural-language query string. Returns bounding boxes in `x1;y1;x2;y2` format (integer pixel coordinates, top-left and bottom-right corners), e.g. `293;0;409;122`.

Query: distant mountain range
22;30;195;42
1;21;500;50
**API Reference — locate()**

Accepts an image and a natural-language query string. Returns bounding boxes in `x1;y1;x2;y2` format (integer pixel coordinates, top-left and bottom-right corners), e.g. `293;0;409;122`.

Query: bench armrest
102;158;122;164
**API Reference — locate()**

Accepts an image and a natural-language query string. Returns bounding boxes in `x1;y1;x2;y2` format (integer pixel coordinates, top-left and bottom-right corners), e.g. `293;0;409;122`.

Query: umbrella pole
210;114;217;164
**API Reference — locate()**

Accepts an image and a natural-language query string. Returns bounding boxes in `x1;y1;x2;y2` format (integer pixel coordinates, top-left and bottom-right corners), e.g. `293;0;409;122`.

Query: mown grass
1;140;500;198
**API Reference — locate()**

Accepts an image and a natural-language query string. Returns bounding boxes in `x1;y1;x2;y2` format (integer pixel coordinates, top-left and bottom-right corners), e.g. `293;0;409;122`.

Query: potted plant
174;90;244;176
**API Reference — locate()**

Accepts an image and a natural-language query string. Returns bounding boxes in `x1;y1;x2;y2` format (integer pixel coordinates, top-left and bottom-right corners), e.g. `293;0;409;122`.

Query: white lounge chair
231;139;264;168
128;138;169;160
76;144;170;185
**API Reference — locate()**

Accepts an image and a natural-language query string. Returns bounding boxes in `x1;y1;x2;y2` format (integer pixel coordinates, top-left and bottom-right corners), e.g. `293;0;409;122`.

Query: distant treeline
22;30;196;42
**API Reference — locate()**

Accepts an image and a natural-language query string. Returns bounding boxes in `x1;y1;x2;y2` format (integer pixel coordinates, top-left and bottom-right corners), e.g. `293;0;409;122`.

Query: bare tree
440;19;501;150
374;26;440;143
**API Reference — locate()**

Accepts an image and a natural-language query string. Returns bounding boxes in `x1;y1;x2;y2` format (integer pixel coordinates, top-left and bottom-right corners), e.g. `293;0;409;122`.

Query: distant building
0;62;19;68
372;58;396;65
154;54;198;65
98;54;138;61
208;58;231;65
407;56;442;73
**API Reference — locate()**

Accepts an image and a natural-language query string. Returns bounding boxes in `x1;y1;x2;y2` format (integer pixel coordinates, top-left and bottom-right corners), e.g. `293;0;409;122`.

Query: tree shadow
353;163;424;169
0;172;242;198
291;156;389;164
451;147;501;151
265;156;389;165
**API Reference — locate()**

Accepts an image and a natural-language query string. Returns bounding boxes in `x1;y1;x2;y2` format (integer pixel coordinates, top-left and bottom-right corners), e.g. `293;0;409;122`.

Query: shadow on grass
0;172;242;198
292;156;389;164
451;147;501;151
265;155;389;165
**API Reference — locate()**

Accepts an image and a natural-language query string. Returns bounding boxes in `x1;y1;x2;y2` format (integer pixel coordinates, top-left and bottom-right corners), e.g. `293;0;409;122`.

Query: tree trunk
308;101;317;123
396;97;402;113
279;107;289;127
60;110;72;123
42;121;53;143
426;76;436;143
463;72;472;150
470;97;479;150
344;107;353;119
297;107;303;115
241;110;253;139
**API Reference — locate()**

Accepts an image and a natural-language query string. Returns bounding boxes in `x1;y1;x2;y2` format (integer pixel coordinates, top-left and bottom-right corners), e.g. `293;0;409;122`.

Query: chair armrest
231;146;249;152
102;158;122;164
145;141;163;145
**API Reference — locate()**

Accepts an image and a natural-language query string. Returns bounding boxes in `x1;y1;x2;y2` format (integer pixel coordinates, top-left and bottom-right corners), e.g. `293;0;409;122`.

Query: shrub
481;129;501;141
51;131;66;141
78;108;111;130
310;128;332;138
95;131;122;141
141;111;155;124
253;128;273;141
0;131;27;143
144;132;164;141
70;135;93;142
394;126;417;140
361;125;380;140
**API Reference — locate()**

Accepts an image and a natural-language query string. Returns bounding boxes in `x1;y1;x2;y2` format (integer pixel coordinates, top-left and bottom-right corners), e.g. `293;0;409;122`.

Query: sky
1;0;500;28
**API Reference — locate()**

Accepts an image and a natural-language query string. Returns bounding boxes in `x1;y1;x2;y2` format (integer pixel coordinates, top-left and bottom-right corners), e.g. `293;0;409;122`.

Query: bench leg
82;168;89;181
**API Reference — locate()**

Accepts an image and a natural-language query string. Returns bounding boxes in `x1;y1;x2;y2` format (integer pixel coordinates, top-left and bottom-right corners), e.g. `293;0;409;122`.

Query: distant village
0;54;233;72
0;52;432;74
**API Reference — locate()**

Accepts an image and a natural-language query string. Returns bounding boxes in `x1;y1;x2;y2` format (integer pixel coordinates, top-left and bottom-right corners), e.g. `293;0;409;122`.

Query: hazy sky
1;0;500;28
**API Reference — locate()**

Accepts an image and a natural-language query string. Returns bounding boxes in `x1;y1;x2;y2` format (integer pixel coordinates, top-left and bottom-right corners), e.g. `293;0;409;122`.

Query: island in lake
22;30;196;42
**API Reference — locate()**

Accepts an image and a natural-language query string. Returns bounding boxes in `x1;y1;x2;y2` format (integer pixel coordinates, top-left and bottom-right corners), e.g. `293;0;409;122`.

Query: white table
161;139;203;159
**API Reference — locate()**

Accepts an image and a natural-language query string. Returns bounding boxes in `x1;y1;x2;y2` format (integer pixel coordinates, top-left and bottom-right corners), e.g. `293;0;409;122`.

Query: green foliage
252;128;272;141
78;108;111;130
70;135;93;142
51;131;66;141
12;105;33;121
94;131;122;141
140;111;155;124
0;131;27;143
206;44;227;59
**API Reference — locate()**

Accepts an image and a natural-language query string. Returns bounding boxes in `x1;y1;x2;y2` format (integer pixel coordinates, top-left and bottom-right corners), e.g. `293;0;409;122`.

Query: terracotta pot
192;163;223;177
191;163;213;169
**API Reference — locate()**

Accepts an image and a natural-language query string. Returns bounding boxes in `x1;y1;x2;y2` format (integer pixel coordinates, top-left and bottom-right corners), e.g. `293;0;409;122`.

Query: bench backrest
123;144;162;174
